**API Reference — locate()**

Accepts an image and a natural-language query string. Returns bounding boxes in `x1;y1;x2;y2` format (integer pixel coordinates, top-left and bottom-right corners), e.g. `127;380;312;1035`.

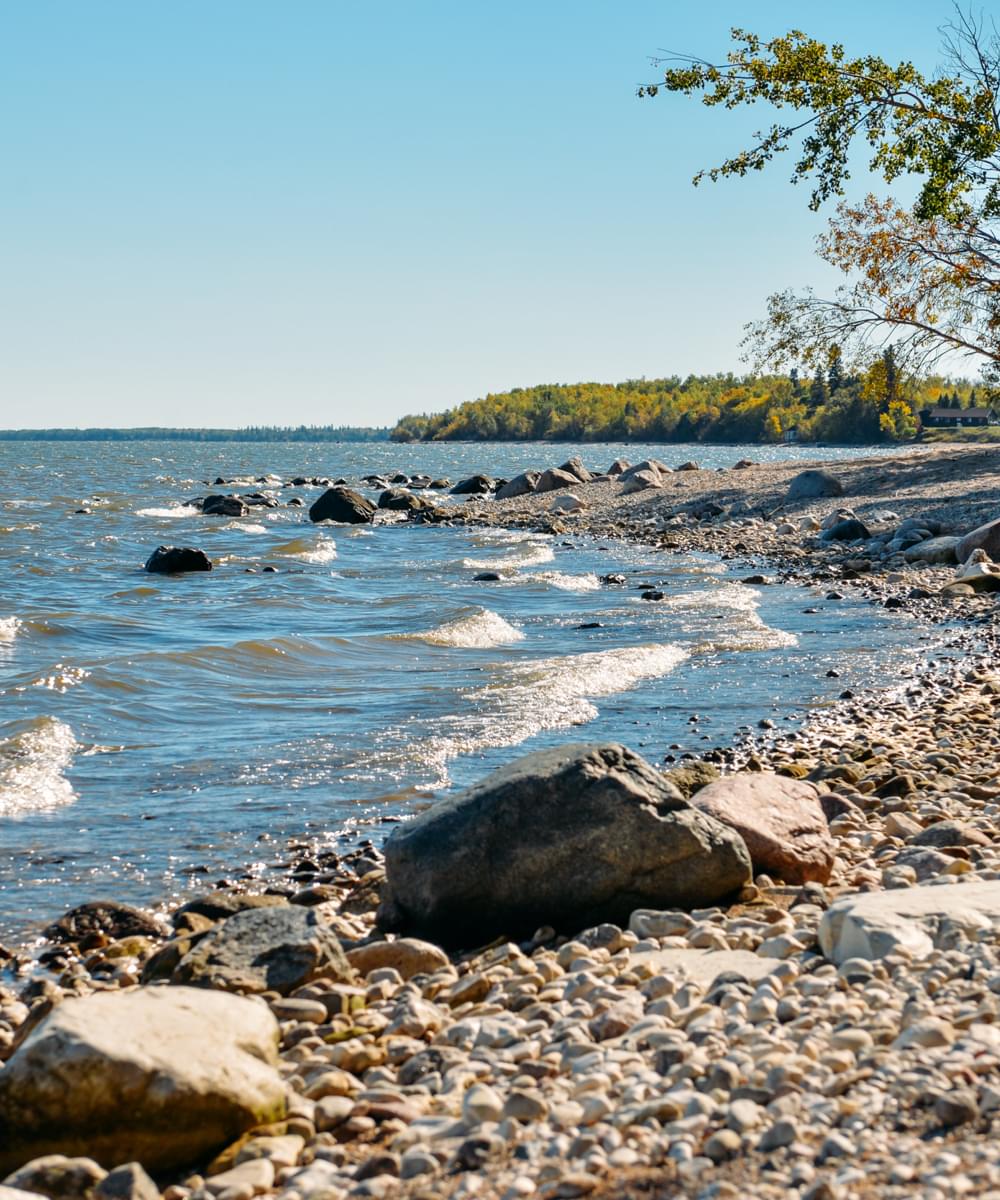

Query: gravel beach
2;442;1000;1200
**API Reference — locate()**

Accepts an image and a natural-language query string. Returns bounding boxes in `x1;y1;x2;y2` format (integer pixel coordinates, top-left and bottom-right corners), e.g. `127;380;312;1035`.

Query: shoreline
2;444;1000;1197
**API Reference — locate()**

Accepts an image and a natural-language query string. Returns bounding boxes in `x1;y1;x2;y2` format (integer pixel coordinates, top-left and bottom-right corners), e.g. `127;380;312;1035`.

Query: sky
0;1;959;428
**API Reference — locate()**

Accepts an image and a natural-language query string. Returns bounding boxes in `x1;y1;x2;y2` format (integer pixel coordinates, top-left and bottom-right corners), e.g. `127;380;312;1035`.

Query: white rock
818;880;1000;963
462;1083;503;1125
630;947;782;987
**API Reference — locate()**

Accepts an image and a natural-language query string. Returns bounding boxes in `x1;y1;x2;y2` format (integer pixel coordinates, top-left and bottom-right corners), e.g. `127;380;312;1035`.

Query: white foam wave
415;608;525;648
0;617;20;643
659;582;798;652
525;571;601;592
271;535;338;563
225;521;267;534
348;642;687;788
0;717;79;817
136;505;200;518
463;538;555;572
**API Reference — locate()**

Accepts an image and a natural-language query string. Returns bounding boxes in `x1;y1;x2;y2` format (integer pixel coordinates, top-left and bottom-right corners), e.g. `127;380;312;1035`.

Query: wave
224;521;267;534
524;571;601;592
347;641;688;788
0;717;79;818
652;582;798;653
136;504;200;518
0;617;20;643
410;608;525;648
270;535;338;564
462;537;555;572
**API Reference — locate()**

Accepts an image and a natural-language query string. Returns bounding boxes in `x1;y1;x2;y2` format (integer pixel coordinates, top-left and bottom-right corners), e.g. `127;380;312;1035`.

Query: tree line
391;360;977;444
0;425;391;443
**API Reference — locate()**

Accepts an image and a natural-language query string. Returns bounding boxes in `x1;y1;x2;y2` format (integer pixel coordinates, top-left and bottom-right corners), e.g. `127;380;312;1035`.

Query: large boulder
171;905;354;995
450;475;494;495
0;988;284;1173
786;470;844;501
144;546;211;574
308;487;375;524
534;468;580;494
377;489;431;513
201;495;248;517
620;459;671;482
558;457;593;484
957;516;1000;563
377;743;752;948
688;773;835;885
495;472;541;501
818;880;1000;964
621;469;663;495
904;535;961;564
606;458;631;475
820;517;871;542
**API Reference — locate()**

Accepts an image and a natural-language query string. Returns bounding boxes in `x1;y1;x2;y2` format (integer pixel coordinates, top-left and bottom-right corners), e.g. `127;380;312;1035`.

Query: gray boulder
821;517;871;542
621;469;663;495
786;470;844;500
534;468;580;494
377;489;432;514
3;1157;106;1200
957;516;1000;563
606;458;631;475
903;535;961;564
620;459;671;482
201;495;248;517
377;743;752;948
558;457;593;483
171;905;354;995
0;988;284;1173
495;471;541;501
308;487;375;524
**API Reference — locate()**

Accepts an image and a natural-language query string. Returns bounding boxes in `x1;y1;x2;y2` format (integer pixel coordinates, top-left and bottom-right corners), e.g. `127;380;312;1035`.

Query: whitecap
412;608;525;648
348;642;687;788
523;571;601;592
225;521;268;534
463;538;555;572
136;504;200;518
0;717;79;817
0;617;20;643
270;535;338;564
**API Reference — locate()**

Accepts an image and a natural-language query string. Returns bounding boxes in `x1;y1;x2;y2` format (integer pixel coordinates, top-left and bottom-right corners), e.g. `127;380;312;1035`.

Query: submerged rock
309;487;376;524
0;988;284;1173
143;546;211;574
201;494;248;517
377;742;751;948
45;901;164;947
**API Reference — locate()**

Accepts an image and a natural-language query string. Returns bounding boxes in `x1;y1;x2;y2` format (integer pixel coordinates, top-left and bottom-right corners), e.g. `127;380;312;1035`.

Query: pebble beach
2;442;1000;1200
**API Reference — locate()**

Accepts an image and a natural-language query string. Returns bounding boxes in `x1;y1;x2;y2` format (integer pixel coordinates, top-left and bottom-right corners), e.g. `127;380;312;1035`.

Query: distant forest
392;363;985;445
0;425;390;442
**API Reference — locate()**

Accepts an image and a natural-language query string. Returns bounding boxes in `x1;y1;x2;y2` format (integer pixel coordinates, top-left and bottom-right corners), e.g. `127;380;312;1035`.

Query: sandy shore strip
1;444;1000;1199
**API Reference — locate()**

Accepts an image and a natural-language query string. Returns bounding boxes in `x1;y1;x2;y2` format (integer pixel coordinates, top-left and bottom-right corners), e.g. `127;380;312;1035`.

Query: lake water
0;439;929;941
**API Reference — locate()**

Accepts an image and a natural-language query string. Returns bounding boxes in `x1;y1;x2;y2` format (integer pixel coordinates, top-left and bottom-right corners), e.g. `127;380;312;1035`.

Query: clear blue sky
1;1;954;428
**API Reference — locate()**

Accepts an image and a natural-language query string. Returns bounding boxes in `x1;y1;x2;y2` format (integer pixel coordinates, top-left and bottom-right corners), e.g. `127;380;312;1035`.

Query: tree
645;8;1000;377
827;346;846;393
808;367;828;406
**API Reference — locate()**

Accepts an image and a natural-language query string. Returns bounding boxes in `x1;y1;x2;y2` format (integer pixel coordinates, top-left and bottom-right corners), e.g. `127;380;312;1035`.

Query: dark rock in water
600;573;627;586
429;478;451;489
378;489;431;513
786;469;844;500
213;476;228;486
172;905;354;995
495;471;540;501
290;476;308;486
741;575;771;585
144;546;212;574
46;901;164;946
558;457;593;483
309;486;376;524
821;518;871;542
377;742;752;948
733;459;756;469
640;590;665;601
576;622;603;630
473;571;501;581
262;565;278;573
201;494;249;517
534;468;580;494
390;473;410;485
450;475;494;495
288;497;304;506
